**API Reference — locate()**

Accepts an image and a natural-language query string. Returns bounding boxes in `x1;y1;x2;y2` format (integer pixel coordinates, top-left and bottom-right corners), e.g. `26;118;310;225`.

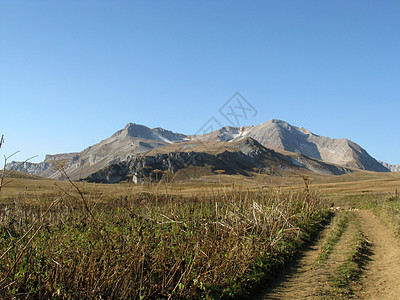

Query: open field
1;170;400;299
2;169;400;201
1;171;330;299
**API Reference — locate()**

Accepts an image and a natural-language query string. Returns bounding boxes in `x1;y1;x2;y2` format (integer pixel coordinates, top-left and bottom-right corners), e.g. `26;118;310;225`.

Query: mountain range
7;119;396;183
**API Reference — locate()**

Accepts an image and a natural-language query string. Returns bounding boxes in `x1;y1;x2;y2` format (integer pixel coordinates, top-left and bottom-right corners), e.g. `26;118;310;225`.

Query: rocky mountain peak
269;119;287;125
115;123;186;143
123;123;157;140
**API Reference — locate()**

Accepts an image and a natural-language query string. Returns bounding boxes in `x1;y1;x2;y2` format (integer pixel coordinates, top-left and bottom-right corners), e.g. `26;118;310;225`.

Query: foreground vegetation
318;212;370;299
315;212;350;264
329;220;368;297
0;177;330;299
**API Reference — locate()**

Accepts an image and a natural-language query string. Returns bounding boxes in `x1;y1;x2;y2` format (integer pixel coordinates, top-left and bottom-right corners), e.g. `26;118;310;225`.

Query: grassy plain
0;170;399;299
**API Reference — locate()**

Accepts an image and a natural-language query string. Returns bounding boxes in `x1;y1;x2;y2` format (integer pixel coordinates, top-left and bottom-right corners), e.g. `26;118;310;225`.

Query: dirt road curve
259;209;400;299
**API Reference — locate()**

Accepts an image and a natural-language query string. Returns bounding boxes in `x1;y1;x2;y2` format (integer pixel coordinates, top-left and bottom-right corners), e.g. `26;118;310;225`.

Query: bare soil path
259;212;358;299
258;209;400;300
352;210;400;299
258;225;330;299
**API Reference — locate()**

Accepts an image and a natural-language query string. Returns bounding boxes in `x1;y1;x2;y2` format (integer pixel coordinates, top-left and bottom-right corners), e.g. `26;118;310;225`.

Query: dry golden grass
1;169;329;299
2;169;399;202
309;171;400;195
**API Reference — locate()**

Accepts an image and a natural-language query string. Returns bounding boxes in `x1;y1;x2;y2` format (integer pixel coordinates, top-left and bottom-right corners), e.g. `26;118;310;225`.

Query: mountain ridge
6;119;393;180
378;161;400;172
195;119;390;172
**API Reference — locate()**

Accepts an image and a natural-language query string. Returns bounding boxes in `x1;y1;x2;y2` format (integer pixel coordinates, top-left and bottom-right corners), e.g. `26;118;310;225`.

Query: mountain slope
199;119;389;172
85;137;354;183
6;123;186;179
6;119;390;180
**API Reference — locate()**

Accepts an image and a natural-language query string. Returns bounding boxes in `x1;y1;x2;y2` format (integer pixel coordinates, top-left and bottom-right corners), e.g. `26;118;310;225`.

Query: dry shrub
0;184;328;299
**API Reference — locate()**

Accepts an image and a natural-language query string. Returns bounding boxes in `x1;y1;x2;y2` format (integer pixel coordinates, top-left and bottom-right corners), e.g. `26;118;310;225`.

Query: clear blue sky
1;1;399;165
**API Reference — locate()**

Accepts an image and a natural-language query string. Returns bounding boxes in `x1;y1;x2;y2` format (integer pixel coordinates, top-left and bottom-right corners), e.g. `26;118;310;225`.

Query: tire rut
259;212;358;299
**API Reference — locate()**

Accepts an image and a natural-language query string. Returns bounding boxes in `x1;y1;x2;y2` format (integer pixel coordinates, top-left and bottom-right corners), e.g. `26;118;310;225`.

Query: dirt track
259;209;400;299
352;210;400;299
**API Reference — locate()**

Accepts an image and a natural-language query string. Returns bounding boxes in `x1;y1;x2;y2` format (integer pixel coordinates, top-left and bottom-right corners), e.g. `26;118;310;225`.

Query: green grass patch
327;217;370;298
315;212;350;264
